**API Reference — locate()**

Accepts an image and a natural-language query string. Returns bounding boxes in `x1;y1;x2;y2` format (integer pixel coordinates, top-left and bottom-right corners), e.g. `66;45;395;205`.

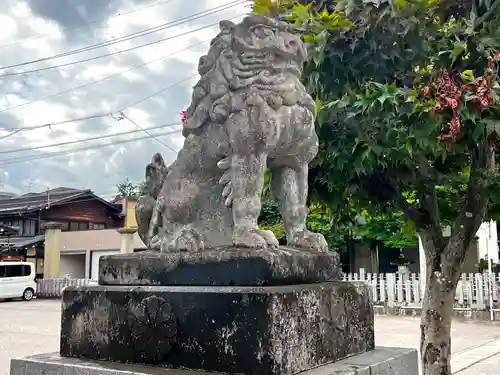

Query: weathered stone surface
136;14;329;253
60;282;374;375
10;348;418;375
99;247;341;286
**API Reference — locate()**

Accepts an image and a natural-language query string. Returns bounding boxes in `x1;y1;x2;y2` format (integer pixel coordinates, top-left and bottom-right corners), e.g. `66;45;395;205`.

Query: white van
0;261;37;301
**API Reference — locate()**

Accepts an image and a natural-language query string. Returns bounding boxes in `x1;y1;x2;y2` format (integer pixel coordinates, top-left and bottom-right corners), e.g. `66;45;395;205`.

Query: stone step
10;347;418;375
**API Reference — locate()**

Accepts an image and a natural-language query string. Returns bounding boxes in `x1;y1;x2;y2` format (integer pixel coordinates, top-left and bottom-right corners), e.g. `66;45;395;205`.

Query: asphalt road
1;300;499;374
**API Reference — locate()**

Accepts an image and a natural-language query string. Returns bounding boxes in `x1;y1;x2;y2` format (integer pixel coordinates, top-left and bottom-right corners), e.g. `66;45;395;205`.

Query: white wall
419;221;499;290
60;254;86;278
60;229;146;252
476;221;499;263
90;250;120;280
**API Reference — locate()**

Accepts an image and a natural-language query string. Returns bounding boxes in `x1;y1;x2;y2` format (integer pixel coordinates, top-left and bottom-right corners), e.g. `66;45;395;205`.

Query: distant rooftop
0;187;121;215
0;192;18;200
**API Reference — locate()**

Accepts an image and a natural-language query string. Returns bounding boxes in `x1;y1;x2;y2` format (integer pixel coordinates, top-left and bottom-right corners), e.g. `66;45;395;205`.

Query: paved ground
1;300;499;374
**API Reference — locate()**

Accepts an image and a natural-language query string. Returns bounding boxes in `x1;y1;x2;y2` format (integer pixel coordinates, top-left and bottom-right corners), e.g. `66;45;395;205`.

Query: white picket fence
37;271;500;311
343;269;500;310
36;278;93;298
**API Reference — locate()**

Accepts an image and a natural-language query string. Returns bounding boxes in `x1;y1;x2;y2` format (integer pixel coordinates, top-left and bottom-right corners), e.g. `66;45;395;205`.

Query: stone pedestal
98;247;341;286
60;282;374;375
10;248;418;375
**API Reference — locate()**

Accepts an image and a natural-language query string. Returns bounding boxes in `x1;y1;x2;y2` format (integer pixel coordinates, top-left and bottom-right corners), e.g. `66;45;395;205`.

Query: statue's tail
135;195;154;247
217;156;233;207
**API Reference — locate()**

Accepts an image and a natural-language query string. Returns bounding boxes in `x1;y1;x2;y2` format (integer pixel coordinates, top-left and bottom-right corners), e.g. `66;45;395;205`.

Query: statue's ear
151;153;165;169
145;164;156;179
145;164;157;189
219;20;235;32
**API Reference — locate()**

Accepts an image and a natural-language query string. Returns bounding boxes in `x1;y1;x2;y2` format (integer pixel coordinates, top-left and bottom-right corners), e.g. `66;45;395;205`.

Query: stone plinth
99;247;341;286
10;348;418;375
60;282;374;375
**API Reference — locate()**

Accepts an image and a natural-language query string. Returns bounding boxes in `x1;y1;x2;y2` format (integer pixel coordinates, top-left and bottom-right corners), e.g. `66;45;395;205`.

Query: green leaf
405;141;413;156
292;3;312;23
451;42;466;64
461;70;474;81
377;92;394;105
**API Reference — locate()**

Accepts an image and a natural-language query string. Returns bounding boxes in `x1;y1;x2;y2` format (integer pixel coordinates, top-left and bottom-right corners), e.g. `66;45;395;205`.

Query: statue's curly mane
182;20;234;134
182;14;311;136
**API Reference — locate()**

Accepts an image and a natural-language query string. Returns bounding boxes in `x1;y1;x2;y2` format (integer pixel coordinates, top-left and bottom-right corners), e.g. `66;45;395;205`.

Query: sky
0;0;249;200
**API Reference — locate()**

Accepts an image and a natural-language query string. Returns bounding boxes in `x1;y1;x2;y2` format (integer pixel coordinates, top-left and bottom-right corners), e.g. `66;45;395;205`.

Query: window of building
68;221;89;231
10;219;22;233
92;223;106;230
59;221;69;232
22;219;36;236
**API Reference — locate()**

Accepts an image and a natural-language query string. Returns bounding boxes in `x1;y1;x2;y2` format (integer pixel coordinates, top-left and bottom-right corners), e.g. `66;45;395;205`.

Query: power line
120;113;177;153
0;122;181;154
0;0;179;50
0;128;183;165
0;1;245;73
0;72;198;139
0;1;242;71
119;74;197;112
0;13;244;79
0;113;112;138
0;38;210;114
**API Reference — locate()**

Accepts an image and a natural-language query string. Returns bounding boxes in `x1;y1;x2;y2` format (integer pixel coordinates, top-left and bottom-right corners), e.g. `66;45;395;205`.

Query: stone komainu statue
136;14;328;253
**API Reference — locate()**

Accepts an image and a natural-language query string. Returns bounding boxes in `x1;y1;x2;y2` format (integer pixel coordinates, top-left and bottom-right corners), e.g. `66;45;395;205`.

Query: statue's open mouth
271;59;301;76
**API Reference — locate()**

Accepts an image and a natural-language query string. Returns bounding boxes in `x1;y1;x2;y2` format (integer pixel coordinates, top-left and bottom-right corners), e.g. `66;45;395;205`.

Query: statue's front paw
233;228;279;249
288;230;328;252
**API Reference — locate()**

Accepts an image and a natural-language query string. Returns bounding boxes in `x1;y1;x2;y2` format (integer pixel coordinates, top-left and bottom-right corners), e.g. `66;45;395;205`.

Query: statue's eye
253;27;273;39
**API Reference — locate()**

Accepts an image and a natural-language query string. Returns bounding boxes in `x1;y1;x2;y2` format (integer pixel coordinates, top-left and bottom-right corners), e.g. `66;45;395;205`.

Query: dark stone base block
98;247;341;286
11;348;419;375
60;282;374;375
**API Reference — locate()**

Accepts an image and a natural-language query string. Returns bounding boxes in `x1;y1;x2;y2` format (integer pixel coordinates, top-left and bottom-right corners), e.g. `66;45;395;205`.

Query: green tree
259;193;418;252
253;1;500;374
115;178;146;200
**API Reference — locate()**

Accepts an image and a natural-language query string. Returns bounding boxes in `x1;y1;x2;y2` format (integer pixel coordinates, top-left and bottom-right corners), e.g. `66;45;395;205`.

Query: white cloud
0;0;248;196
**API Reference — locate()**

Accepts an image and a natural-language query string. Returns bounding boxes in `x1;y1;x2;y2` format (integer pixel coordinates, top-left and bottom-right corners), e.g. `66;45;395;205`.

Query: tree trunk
420;272;455;375
419;230;471;375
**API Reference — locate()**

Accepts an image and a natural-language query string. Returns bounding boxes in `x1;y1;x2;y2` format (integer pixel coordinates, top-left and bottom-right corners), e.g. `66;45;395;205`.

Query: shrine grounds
1;299;499;375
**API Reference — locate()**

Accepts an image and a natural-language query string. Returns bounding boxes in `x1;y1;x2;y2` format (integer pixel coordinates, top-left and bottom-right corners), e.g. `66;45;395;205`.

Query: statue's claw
233;228;279;249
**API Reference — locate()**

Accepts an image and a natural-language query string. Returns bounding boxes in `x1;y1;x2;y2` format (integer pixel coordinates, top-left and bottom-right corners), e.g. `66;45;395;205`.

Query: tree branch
386;173;422;226
415;157;441;230
442;143;494;281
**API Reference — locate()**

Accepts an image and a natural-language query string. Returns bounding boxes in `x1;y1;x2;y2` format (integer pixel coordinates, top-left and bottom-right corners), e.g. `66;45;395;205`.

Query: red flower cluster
429;52;499;149
180;110;187;124
433;69;463;144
